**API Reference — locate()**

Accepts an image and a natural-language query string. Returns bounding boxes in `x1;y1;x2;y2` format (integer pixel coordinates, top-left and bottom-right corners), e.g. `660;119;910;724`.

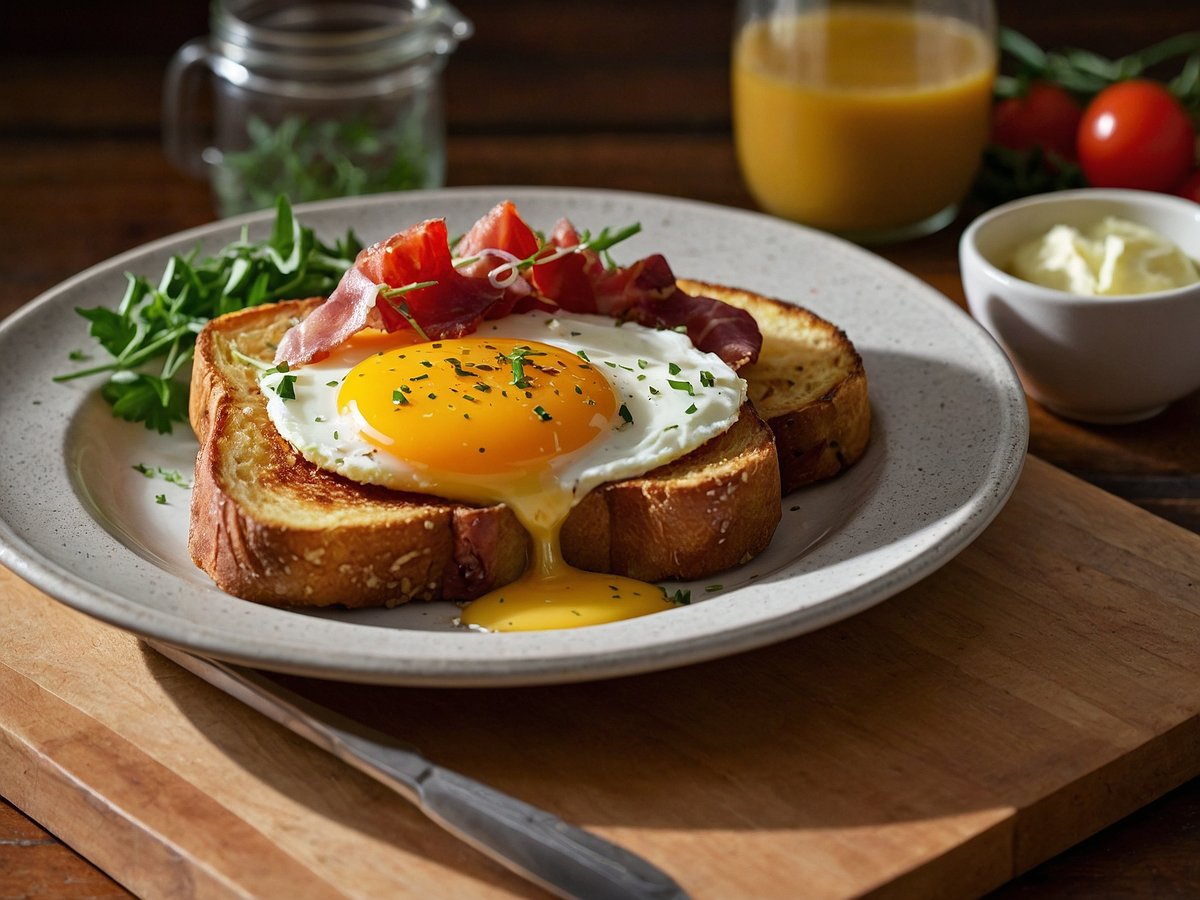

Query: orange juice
733;6;995;237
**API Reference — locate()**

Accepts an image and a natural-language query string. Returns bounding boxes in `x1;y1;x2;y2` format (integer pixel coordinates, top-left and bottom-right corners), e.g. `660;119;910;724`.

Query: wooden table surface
1;1;1197;896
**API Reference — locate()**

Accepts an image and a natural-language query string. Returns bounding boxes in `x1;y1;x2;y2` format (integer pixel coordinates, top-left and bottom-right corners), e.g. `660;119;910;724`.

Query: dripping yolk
337;333;677;631
338;336;616;475
459;564;679;631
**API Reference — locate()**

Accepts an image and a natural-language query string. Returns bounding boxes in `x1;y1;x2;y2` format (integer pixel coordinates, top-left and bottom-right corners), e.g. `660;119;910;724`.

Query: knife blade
148;641;689;900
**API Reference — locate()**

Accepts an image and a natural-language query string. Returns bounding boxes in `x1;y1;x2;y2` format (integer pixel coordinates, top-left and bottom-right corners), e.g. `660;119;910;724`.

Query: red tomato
1174;170;1200;204
990;81;1083;162
1076;80;1196;192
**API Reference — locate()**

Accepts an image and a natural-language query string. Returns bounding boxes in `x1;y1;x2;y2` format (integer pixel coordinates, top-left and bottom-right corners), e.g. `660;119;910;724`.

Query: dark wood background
2;1;1198;896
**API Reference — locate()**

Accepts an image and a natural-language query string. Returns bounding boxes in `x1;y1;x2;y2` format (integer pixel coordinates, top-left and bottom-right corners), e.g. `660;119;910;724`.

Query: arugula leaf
57;196;361;432
101;375;190;435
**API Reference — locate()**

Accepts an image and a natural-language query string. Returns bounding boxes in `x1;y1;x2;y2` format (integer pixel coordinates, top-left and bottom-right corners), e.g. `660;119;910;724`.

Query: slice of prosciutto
274;201;763;371
528;219;762;369
275;218;503;366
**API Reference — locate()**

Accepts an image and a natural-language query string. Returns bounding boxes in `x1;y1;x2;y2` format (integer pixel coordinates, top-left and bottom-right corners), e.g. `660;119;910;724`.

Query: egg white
260;310;746;511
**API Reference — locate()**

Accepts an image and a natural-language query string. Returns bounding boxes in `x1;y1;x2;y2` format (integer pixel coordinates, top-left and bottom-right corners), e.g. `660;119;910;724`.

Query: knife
148;641;689;900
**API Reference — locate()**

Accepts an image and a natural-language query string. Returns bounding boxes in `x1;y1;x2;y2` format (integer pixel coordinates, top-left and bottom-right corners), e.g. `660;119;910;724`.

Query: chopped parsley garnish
533;405;552;421
392;389;408;405
379;286;437;341
326;380;339;387
667;588;692;605
132;464;191;489
501;345;544;389
668;362;682;375
667;379;694;395
155;494;167;505
576;349;590;362
273;373;298;400
637;359;648;369
685;403;698;414
700;370;715;388
618;403;633;425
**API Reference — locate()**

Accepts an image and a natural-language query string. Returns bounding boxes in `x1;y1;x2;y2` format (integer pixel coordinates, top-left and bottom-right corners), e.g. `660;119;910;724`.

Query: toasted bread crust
189;299;530;608
189;298;783;607
677;280;871;493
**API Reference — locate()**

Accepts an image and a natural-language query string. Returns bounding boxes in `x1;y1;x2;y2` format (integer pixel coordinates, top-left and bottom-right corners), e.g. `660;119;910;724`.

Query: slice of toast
677;280;870;494
188;297;782;608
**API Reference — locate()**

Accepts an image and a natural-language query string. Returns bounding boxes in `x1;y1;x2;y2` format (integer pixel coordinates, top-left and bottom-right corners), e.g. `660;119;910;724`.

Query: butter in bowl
959;188;1200;423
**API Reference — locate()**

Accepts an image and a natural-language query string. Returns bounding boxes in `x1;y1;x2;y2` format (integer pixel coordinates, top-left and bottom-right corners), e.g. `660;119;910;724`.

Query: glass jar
732;0;996;243
164;0;472;217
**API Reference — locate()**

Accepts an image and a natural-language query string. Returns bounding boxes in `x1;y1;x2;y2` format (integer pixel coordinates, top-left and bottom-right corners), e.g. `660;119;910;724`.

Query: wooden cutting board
2;455;1199;899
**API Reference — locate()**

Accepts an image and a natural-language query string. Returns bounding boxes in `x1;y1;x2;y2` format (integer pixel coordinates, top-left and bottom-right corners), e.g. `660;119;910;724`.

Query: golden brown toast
677;280;870;493
188;297;783;608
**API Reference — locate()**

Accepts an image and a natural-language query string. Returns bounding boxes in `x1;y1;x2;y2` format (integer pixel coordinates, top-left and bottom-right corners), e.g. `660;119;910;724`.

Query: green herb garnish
132;463;191;489
55;197;360;433
273;373;298;400
379;292;435;341
501;345;544;389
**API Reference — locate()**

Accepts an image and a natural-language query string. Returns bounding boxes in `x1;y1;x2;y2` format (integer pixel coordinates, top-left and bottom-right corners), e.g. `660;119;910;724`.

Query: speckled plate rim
0;187;1028;686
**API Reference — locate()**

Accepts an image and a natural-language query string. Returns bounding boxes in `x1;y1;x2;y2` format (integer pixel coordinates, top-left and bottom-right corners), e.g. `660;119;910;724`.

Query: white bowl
960;189;1200;424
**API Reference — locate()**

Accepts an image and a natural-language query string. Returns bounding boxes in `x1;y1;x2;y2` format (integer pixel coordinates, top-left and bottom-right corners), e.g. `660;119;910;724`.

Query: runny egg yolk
336;334;678;631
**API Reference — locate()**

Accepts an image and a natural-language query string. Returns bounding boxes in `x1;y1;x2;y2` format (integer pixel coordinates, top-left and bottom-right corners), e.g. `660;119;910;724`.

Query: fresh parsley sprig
55;197;361;433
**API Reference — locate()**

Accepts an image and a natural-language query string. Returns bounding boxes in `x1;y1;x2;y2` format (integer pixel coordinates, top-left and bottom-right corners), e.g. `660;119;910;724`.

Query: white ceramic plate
0;188;1027;686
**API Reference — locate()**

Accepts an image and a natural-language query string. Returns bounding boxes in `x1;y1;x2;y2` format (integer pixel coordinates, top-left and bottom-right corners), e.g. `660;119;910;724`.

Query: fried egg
261;309;746;630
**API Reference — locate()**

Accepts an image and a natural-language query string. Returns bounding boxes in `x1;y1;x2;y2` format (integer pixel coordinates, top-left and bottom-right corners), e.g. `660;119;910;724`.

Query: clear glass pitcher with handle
164;0;472;217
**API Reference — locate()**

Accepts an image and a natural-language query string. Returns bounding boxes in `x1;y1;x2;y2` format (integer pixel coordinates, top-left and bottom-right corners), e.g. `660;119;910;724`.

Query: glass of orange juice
733;0;997;243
